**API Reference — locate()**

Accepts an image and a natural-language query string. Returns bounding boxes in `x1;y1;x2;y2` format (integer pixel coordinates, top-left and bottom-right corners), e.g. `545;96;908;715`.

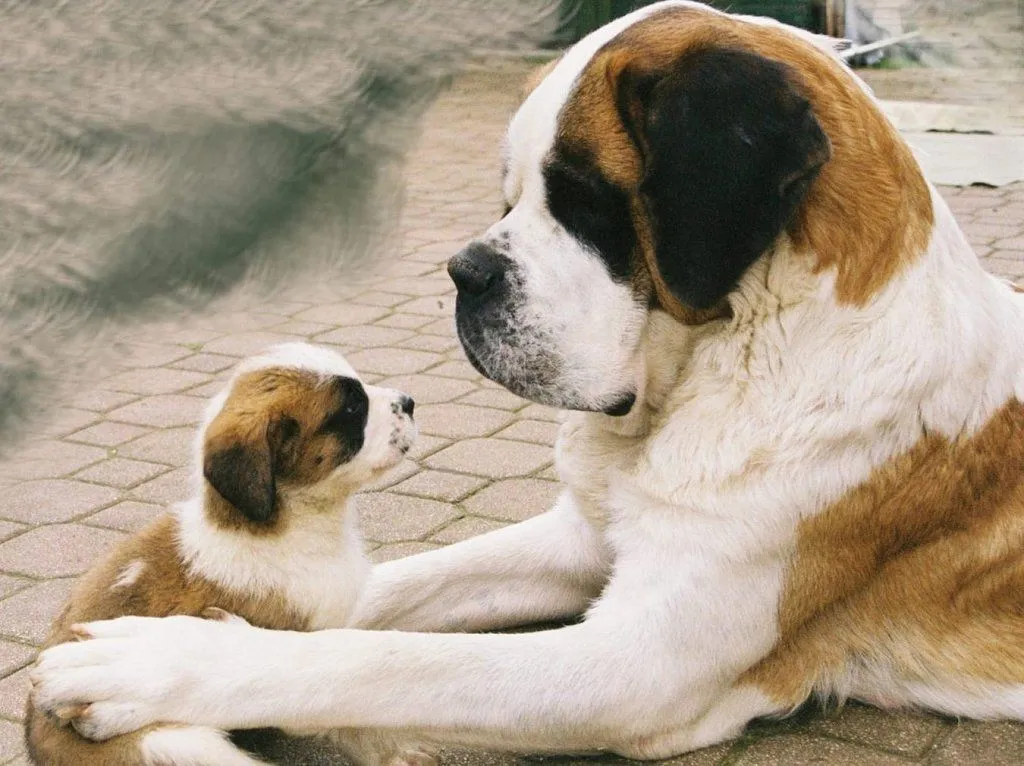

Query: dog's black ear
615;47;831;311
203;416;278;523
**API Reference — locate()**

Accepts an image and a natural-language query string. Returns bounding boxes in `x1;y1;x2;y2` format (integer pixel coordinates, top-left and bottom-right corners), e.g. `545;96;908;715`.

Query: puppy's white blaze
112;560;146;591
141;725;266;765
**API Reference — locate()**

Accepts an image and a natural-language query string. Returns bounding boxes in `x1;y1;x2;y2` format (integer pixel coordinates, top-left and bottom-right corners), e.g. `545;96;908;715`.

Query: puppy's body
26;343;422;766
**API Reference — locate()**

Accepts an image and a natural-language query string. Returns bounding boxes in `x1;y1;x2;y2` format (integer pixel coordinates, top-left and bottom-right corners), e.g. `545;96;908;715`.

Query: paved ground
1;57;1024;766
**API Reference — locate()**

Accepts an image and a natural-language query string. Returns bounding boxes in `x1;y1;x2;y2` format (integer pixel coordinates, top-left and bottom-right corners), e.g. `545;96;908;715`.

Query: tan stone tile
0;722;25;762
377;276;454;297
68;389;139;413
106;395;204;428
983;256;1024;279
494;420;560;446
314;326;415;349
368;542;443;564
994;236;1024;251
517;404;564;423
377;375;476;405
0;580;75;644
0;667;30;721
415;318;458;337
0;642;34;679
930;721;1024;766
535;465;559;481
199;311;290;333
425;440;552;479
104;368;210;396
375;313;436;330
463;479;562;523
66;422;151;448
457;389;529;411
732;733;908;765
130;468;190;505
182;379;226;399
292;303;390;325
392;471;488;503
75;458;168;490
0;480;120;525
117;427;194;466
407;435;451;461
356;494;460;544
351;291;414;308
398;335;461;354
266;319;337;337
40;409;100;439
0;442;107;482
0;577;30;602
0;525;25;545
0;525;125;578
84;501;164;533
430;516;507;544
396;296;455;318
200;331;308;358
376;260;440;279
346;348;443;376
363;460;420;492
112;343;191;369
416;404;515;440
809;703;946;757
169;353;238;374
428;361;482;381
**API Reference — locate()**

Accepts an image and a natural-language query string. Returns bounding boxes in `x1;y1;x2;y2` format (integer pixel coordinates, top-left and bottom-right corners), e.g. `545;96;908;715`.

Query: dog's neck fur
176;477;370;630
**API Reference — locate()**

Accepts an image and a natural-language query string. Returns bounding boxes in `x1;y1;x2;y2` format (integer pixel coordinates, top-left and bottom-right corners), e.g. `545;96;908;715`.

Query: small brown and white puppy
25;342;428;766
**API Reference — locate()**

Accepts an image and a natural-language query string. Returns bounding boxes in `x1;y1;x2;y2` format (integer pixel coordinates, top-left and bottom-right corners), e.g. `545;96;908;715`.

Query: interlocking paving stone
808;703;947;758
0;577;30;602
368;541;443;564
0;580;75;644
356;494;460;544
929;721;1024;765
732;733;911;765
106;395;204;428
416;403;516;440
0;480;120;525
39;409;99;439
201;331;307;357
66;421;152;448
0;525;124;578
168;352;238;374
378;375;478;405
347;348;445;376
0;642;34;679
292;303;390;325
392;470;488;503
430;515;507;544
117;427;196;466
0;667;31;721
457;389;530;411
314;325;416;348
130;467;191;505
494;420;561;446
104;368;211;396
74;458;169;490
0;442;107;482
68;389;139;413
83;501;164;533
426;440;553;480
463;479;563;522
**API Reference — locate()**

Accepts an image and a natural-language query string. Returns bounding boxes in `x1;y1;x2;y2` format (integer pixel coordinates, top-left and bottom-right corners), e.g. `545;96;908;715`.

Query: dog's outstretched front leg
350;491;610;633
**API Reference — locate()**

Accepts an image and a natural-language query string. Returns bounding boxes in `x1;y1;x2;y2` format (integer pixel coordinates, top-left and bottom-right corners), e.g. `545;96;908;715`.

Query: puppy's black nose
447;243;510;297
400;395;415;417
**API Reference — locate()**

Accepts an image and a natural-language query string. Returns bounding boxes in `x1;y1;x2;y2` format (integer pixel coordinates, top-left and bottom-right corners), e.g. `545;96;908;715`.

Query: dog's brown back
26;514;310;765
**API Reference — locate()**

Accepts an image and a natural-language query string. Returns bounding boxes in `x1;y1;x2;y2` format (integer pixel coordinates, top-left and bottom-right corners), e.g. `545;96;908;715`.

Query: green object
557;1;814;42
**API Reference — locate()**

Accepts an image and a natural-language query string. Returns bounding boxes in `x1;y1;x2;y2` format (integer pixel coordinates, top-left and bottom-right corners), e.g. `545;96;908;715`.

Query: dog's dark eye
314;455;324;465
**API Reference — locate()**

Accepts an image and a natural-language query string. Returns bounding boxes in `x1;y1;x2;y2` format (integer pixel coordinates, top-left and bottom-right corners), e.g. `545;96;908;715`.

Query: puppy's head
199;343;415;528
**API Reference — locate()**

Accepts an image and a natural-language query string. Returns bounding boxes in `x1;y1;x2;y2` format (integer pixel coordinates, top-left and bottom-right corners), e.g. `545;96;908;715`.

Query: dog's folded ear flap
611;46;831;312
203;414;277;523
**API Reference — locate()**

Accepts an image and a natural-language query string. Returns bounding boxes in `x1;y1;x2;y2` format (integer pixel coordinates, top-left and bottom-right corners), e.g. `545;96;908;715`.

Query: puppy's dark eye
314;456;324;465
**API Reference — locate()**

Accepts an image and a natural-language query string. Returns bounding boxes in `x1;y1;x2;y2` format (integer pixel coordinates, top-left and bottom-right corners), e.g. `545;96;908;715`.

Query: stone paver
1;52;1023;766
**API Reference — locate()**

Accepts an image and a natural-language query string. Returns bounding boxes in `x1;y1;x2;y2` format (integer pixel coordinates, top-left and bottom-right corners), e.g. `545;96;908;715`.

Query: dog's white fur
30;2;1024;759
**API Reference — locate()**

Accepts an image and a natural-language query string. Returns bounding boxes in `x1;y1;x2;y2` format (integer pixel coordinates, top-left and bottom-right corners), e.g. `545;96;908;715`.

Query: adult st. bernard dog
32;1;1024;759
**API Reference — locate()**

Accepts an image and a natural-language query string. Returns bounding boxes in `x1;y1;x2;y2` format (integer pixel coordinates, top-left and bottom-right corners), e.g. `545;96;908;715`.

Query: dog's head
448;1;931;415
199;343;415;527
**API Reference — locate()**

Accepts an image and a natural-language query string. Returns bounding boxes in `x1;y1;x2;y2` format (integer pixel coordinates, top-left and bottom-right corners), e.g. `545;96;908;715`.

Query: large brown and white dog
26;343;426;765
31;1;1024;759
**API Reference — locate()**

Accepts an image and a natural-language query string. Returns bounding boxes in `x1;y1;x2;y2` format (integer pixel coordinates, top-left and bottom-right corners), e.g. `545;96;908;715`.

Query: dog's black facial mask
616;46;831;311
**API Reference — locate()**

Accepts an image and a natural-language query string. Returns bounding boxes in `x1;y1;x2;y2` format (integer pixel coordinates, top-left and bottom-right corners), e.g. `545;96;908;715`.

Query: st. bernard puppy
31;1;1024;760
26;343;429;765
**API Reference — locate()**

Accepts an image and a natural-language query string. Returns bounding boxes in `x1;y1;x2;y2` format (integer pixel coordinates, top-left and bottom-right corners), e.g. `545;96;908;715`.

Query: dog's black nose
447;243;510;297
400;395;415;417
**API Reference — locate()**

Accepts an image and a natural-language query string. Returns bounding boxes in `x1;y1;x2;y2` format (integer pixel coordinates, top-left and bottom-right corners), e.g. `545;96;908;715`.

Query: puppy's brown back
26;514;310;765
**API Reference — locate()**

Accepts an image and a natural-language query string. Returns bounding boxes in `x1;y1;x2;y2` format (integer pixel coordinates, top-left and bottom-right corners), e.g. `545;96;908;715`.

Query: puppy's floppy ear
202;413;289;523
613;46;831;311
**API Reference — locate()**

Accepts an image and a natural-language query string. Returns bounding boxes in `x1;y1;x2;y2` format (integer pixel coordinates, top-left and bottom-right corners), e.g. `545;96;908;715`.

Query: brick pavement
2;59;1024;765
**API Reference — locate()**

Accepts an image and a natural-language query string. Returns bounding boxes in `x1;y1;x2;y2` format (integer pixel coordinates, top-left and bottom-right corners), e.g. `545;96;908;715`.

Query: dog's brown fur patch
25;515;311;765
741;399;1024;705
555;5;933;317
202;366;358;534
